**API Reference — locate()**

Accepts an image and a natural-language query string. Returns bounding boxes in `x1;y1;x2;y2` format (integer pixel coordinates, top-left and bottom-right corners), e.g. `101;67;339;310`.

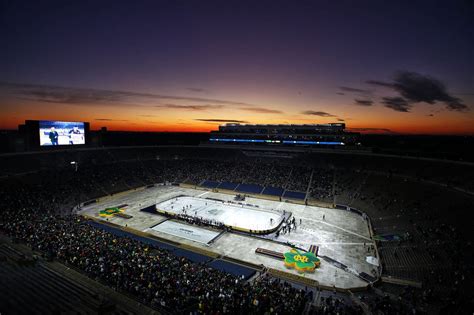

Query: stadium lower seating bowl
207;260;256;279
236;183;264;194
262;186;284;197
283;190;306;200
218;181;239;190
201;180;220;188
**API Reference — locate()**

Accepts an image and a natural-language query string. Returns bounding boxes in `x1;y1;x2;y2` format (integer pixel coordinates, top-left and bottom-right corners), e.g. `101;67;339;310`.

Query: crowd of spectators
344;172;473;313
308;168;334;202
0;147;473;314
310;295;364;315
285;166;312;192
0;180;310;314
245;161;273;185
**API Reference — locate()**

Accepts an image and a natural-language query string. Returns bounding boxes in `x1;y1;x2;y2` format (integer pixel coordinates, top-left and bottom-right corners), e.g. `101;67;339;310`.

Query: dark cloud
301;111;337;117
187;88;207;93
95;118;129;121
336;92;345;95
337;118;345;122
392;72;467;111
195;119;248;123
366;80;394;88
155;104;223;111
354;99;373;106
0;82;253;107
0;82;290;116
10;86;125;105
442;100;466;111
339;86;371;94
367;72;468;112
427;114;434;117
239;107;283;114
381;96;412;112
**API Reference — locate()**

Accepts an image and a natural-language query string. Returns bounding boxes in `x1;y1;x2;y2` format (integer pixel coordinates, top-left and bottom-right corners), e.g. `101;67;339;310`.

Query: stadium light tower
70;161;78;172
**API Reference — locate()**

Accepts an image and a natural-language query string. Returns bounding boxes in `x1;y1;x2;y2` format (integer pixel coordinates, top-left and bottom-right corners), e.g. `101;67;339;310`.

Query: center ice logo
207;208;223;215
284;249;320;273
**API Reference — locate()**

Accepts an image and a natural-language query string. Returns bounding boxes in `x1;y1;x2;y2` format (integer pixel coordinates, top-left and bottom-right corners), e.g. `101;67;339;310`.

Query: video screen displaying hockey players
39;120;85;146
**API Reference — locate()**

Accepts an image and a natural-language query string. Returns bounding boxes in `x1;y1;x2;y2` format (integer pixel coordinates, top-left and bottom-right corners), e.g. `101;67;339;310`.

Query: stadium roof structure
221;123;345;127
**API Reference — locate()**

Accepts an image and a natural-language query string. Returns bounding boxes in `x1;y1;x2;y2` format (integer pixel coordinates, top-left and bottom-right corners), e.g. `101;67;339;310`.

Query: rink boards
156;196;285;234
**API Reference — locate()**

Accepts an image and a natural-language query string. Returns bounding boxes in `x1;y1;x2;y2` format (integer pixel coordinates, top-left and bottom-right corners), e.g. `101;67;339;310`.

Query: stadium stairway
0;252;101;314
0;239;160;315
304;168;315;203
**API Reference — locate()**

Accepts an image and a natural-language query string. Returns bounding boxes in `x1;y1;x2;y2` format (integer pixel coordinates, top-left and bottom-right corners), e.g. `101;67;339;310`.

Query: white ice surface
157;196;283;231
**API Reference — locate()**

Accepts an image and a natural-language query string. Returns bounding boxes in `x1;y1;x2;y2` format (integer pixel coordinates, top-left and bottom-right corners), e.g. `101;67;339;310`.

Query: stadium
2;1;473;314
1;121;473;314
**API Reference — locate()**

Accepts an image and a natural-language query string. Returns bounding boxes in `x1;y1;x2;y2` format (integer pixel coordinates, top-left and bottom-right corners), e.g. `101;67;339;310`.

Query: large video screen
39;120;85;146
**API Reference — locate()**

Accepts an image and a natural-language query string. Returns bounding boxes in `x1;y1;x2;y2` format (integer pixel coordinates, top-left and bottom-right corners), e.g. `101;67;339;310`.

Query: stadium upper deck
209;123;360;146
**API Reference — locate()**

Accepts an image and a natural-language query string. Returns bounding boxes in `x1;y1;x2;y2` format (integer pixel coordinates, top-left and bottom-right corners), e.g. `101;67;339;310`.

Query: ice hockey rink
78;184;380;290
156;196;284;231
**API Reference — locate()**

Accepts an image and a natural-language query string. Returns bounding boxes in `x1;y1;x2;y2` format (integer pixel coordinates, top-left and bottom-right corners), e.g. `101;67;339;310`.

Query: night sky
1;0;473;134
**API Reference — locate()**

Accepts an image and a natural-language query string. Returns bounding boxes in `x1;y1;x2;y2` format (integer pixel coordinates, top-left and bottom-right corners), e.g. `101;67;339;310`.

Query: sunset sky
1;1;473;134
